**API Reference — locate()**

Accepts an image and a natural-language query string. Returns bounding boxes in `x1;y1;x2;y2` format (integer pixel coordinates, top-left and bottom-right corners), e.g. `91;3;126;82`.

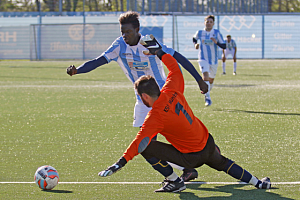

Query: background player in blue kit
222;35;237;75
66;11;207;181
193;15;226;106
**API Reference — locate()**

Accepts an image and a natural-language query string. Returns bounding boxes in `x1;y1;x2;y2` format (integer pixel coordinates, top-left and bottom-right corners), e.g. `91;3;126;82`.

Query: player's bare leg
222;56;226;75
203;72;212;106
233;56;237;75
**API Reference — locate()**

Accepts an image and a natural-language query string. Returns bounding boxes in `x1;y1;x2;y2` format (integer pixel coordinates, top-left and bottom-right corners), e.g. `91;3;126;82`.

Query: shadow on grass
42;189;73;193
179;184;293;200
214;108;300;116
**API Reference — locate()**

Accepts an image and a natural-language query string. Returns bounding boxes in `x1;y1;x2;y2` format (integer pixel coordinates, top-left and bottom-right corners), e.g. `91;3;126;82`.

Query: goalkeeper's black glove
98;157;127;177
140;34;165;59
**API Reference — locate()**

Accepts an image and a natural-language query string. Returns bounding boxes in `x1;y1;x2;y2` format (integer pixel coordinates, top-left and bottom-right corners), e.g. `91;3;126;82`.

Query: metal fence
0;0;270;14
0;14;299;60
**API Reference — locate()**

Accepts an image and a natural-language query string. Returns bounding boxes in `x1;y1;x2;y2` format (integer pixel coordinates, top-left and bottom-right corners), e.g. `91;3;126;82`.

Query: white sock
222;62;226;73
166;172;179;181
233;62;237;72
205;81;210;99
167;162;184;171
249;176;259;186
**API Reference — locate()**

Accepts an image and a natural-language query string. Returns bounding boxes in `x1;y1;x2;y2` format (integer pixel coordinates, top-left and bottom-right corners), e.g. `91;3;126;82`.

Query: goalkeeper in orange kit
98;35;271;193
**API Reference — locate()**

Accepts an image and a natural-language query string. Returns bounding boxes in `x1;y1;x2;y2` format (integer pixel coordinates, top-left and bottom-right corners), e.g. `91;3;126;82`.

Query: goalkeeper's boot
205;96;212;107
155;178;186;193
256;177;271;189
233;72;237;75
180;168;198;182
222;72;226;75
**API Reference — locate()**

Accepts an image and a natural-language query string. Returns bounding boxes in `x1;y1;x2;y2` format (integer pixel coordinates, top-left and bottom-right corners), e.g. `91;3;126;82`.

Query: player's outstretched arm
66;56;108;76
173;51;208;94
98;157;127;177
141;35;208;94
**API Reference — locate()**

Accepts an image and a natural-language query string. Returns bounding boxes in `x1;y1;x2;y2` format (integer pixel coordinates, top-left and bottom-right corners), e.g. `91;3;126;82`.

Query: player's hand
66;65;77;76
140;34;162;55
98;163;122;177
197;79;208;94
195;43;199;49
98;157;127;177
210;37;217;44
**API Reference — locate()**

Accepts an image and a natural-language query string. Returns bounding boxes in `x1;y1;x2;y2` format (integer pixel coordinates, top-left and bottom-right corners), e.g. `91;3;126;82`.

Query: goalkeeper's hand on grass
98;157;127;177
140;34;165;58
66;65;77;76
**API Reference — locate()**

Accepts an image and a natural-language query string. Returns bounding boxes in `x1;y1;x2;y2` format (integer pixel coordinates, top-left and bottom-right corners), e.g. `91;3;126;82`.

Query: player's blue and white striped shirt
226;39;236;51
193;29;224;65
101;36;175;90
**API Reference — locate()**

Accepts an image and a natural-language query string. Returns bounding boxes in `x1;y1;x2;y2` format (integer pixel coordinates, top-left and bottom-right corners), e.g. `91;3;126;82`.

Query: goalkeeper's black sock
146;157;173;177
223;159;258;186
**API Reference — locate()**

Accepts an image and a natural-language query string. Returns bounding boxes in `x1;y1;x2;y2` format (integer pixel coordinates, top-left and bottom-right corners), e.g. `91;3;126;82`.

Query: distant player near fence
222;35;237;75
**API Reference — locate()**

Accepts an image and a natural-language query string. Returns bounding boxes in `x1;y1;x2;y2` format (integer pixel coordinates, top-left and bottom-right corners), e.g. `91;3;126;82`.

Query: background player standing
222;35;237;75
99;36;271;193
193;15;226;106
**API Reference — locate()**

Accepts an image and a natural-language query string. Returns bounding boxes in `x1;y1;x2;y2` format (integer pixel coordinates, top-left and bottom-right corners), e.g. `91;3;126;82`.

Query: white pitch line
1;181;300;185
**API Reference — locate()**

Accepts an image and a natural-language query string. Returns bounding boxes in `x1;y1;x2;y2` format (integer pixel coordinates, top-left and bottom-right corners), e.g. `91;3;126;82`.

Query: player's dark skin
121;23;140;46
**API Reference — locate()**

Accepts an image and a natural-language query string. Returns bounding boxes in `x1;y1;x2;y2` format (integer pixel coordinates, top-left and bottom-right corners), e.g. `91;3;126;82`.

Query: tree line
0;0;299;13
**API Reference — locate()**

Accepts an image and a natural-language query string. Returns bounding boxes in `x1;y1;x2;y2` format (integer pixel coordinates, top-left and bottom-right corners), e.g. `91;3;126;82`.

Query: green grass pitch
0;59;299;199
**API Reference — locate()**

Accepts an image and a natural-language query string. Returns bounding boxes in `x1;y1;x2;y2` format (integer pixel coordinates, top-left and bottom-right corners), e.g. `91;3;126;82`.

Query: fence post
262;15;264;59
59;0;62;14
37;2;42;60
83;0;86;60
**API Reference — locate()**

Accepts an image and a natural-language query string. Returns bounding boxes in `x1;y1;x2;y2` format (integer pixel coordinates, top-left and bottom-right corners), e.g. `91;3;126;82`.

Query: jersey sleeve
100;37;122;63
217;30;225;43
193;30;200;40
122;110;164;162
161;54;184;94
233;40;237;48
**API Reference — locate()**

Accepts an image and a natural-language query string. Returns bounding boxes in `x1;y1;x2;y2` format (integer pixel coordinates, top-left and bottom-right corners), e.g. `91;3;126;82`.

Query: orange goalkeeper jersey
123;53;209;162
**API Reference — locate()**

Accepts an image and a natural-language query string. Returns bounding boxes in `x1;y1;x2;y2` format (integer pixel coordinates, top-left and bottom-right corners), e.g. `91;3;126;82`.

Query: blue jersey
101;36;175;90
226;39;236;51
193;29;224;65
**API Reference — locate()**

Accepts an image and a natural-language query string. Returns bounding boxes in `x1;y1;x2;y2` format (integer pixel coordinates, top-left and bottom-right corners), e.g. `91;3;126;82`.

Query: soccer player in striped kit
66;11;207;181
99;36;271;193
193;15;226;106
222;34;237;75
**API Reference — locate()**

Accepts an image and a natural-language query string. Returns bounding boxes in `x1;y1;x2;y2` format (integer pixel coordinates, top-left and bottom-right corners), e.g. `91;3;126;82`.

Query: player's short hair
134;75;160;97
227;35;231;38
205;15;215;22
119;11;140;29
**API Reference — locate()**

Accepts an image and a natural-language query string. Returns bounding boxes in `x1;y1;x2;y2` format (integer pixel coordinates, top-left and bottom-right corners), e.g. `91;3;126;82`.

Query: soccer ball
34;165;59;190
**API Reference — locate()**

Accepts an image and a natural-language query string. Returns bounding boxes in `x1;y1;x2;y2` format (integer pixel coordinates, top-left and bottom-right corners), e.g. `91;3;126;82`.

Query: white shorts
223;49;235;58
198;60;218;79
133;99;152;127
